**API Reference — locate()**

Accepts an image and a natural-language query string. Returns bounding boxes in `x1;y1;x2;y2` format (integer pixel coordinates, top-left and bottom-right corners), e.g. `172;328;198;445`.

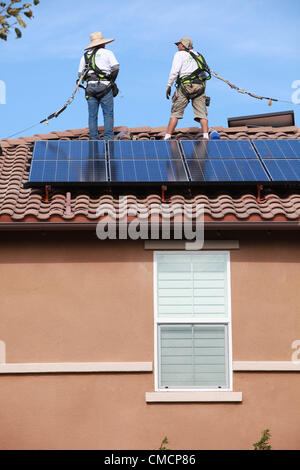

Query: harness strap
84;48;112;82
176;50;211;88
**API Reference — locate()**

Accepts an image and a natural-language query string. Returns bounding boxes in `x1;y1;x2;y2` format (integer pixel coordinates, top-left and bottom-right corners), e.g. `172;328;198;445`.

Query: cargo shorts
171;84;208;122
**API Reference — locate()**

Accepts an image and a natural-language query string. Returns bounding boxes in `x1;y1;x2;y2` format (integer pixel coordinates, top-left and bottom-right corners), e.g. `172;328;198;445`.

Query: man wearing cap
164;37;210;140
78;32;119;141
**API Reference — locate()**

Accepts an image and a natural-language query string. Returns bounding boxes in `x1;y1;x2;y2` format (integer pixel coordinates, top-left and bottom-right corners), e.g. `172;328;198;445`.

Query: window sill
146;391;242;403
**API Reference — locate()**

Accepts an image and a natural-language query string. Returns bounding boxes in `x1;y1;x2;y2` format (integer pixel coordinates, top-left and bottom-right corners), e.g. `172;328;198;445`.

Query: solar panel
108;140;182;160
29;140;107;184
181;140;258;159
252;139;300;159
108;140;188;183
252;139;300;182
110;159;188;183
186;159;270;182
262;160;300;182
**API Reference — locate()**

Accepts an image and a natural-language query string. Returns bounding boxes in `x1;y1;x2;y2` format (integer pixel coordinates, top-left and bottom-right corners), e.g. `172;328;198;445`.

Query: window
154;252;232;391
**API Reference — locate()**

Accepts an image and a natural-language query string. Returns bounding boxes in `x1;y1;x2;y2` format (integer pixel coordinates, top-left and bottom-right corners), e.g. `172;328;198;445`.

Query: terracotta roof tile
0;125;300;224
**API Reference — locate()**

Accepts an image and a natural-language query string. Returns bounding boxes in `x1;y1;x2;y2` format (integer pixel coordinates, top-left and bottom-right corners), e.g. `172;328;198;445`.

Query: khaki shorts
171;85;208;121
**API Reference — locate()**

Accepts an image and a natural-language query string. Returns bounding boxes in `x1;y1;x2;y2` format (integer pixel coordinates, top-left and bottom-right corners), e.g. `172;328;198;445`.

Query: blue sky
0;0;299;139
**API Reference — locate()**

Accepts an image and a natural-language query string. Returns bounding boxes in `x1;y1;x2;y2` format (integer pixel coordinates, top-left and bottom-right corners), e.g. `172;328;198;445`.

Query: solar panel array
26;139;300;187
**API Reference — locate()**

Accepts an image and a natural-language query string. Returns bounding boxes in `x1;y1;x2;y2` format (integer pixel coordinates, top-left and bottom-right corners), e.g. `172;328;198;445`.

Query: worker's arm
78;55;86;78
167;52;182;87
110;64;120;82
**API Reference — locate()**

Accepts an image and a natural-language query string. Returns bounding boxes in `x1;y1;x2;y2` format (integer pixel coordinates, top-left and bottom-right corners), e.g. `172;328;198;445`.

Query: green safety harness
176;49;211;100
84;47;118;99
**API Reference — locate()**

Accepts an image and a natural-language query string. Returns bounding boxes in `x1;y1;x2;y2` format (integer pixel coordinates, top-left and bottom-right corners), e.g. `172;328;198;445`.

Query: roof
1;124;300;227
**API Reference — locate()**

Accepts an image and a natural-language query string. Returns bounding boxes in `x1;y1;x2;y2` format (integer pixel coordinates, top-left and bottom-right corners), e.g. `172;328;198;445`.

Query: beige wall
0;230;299;450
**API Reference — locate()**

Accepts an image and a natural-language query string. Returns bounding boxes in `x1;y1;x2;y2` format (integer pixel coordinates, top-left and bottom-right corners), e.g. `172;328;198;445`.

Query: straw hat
85;32;114;50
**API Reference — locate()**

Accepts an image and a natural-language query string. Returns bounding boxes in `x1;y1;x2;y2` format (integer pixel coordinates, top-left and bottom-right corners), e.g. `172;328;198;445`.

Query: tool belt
85;81;119;100
86;73;111;83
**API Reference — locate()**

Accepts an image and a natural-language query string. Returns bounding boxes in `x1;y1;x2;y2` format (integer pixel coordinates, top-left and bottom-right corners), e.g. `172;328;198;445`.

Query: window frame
154;251;233;392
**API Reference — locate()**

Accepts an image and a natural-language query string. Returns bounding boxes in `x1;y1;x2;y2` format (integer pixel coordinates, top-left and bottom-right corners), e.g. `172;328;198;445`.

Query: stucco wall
0;230;299;450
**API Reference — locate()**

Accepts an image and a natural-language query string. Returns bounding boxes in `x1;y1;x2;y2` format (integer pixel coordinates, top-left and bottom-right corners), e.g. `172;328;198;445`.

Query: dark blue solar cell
93;161;107;182
253;140;300;159
110;159;188;182
68;161;82;181
29;161;45;181
108;140;182;160
55;161;69;182
43;161;57;181
187;159;270;182
263;160;300;181
181;140;258;159
32;141;48;161
44;141;60;160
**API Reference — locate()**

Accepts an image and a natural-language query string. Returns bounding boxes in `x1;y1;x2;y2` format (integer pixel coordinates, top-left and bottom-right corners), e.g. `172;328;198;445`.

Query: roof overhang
228;111;295;128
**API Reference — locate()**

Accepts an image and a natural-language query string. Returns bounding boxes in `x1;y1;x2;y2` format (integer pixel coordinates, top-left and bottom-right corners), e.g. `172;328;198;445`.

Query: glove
166;86;171;100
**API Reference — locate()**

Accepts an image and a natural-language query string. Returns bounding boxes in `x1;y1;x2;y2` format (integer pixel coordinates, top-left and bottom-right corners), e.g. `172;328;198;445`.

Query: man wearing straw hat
78;32;119;141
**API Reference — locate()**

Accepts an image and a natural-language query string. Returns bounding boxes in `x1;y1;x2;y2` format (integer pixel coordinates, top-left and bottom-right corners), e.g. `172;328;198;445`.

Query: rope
211;70;298;106
1;65;89;142
1;66;297;142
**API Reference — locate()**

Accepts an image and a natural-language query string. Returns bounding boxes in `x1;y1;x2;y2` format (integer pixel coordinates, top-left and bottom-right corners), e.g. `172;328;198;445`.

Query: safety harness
176;50;211;100
84;47;116;100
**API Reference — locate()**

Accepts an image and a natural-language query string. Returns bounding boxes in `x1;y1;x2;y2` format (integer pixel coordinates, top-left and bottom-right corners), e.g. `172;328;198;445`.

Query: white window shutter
159;324;228;389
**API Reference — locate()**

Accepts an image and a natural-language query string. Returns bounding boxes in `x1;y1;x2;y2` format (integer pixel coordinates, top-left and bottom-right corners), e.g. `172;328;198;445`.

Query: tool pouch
181;83;205;101
112;83;119;98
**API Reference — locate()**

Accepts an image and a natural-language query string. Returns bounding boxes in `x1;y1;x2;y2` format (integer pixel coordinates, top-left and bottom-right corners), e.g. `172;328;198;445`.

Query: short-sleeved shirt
78;48;119;84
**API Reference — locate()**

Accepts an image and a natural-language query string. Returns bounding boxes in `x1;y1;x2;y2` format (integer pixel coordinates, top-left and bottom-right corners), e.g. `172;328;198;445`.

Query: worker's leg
164;89;187;140
87;96;100;140
166;117;178;136
100;89;114;141
199;118;209;135
193;93;209;138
